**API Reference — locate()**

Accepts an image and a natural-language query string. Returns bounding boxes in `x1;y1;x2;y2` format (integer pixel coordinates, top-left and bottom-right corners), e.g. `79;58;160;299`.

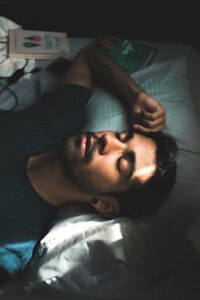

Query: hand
132;92;166;133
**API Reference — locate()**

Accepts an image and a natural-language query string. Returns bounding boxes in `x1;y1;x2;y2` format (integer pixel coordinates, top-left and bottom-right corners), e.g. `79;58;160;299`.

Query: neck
27;152;89;206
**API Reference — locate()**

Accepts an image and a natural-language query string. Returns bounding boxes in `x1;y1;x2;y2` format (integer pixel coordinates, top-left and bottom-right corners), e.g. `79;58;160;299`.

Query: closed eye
115;130;134;143
117;151;135;181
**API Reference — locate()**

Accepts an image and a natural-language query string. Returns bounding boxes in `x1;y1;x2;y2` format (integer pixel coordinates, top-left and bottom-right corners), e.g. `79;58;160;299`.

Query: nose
99;133;124;155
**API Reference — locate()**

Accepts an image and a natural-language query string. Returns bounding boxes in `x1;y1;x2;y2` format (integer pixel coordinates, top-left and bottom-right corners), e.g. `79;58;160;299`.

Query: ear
90;195;120;218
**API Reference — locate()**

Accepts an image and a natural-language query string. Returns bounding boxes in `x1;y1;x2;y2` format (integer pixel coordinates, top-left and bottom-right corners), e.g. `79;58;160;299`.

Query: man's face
61;130;157;195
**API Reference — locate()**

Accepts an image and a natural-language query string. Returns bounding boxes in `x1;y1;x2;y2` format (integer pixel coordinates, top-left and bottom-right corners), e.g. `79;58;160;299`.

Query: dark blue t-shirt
0;84;91;275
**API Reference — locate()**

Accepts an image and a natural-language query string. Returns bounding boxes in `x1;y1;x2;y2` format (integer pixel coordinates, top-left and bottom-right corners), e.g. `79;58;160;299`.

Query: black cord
0;80;19;111
0;59;29;111
0;57;7;64
0;59;41;111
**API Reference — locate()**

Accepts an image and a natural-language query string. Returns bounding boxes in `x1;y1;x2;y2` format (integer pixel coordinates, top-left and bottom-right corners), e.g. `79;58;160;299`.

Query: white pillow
23;56;200;297
24;205;200;298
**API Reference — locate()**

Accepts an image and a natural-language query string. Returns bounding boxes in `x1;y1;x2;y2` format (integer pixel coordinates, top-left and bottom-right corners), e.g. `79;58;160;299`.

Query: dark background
1;1;200;45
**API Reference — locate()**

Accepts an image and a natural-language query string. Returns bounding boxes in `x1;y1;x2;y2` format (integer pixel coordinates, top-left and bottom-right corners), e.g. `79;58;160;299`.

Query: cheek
75;156;118;185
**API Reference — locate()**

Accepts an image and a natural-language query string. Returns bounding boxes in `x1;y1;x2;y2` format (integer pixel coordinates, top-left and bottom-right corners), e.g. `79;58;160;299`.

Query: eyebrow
126;151;136;181
124;129;134;142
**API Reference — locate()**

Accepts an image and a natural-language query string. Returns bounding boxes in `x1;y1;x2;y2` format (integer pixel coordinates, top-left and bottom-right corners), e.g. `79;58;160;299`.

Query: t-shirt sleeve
0;84;92;142
24;84;92;137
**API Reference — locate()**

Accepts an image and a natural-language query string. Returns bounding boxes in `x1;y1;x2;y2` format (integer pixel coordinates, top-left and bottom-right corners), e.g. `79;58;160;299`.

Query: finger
135;117;166;130
133;124;152;133
142;101;160;113
139;95;161;112
142;107;165;121
133;123;165;133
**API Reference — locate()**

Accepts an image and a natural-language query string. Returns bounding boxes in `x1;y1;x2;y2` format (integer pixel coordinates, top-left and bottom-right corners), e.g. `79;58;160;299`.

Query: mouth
80;133;95;159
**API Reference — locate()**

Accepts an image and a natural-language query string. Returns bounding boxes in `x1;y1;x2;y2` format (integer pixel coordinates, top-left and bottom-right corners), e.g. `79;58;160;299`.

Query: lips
81;134;94;158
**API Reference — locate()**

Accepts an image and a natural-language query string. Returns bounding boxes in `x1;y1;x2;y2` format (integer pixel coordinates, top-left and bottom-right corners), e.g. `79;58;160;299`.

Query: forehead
127;131;156;149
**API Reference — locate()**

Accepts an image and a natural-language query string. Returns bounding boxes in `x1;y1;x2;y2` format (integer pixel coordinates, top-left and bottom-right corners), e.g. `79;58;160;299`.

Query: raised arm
52;45;166;132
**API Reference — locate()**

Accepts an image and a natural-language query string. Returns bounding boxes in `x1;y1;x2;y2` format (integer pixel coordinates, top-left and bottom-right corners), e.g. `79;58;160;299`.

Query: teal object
23;41;40;48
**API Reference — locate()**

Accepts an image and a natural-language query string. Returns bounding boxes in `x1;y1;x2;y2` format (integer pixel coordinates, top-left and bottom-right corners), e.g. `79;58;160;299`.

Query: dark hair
115;131;178;219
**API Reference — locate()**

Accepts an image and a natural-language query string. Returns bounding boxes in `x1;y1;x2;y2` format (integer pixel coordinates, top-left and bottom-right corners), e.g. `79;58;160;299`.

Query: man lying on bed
0;45;177;286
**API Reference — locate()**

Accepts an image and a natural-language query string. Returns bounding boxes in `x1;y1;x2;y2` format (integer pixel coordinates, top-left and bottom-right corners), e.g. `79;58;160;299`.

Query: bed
1;15;200;300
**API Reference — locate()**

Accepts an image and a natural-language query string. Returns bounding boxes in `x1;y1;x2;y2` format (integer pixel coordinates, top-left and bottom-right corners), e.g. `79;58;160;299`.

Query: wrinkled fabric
0;16;35;77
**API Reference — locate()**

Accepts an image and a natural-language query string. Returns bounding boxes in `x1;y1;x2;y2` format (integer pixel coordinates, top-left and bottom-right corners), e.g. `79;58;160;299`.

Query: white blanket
0;16;36;77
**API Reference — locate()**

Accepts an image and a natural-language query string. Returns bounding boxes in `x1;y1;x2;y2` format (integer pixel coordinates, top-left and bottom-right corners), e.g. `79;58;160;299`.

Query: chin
61;135;82;165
